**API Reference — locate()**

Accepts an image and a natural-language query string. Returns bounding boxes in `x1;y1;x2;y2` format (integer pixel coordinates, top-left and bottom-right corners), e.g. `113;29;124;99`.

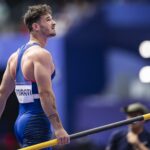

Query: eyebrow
46;15;52;19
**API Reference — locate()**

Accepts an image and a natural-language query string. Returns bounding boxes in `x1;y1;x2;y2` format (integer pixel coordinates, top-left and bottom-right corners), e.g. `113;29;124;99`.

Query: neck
29;33;47;48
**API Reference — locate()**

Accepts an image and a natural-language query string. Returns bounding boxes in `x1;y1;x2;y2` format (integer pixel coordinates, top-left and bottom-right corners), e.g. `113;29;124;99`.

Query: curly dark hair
23;4;52;32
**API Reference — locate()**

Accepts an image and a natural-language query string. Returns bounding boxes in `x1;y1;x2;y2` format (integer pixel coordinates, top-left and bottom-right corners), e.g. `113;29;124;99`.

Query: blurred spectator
0;0;10;31
106;103;150;150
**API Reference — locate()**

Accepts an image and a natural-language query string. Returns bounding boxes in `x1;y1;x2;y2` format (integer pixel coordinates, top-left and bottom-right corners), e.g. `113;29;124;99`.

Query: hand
127;131;140;145
55;128;70;145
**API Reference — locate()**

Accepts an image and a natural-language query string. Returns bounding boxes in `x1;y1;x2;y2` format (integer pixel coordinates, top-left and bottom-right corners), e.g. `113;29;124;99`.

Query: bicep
0;64;15;98
33;53;53;94
34;61;52;92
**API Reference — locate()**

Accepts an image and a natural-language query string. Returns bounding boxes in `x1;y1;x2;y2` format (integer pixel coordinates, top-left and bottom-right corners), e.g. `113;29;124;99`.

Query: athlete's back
9;43;55;82
9;42;55;149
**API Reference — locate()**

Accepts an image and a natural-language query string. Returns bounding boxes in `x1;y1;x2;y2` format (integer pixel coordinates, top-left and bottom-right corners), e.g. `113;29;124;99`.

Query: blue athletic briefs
14;43;55;150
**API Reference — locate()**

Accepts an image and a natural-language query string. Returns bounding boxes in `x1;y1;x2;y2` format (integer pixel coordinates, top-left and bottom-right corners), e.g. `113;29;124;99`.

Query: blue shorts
14;113;52;150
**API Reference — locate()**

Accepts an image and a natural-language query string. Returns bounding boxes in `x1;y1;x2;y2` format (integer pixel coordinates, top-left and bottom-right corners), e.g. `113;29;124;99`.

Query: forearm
0;90;7;118
39;90;63;130
0;62;15;118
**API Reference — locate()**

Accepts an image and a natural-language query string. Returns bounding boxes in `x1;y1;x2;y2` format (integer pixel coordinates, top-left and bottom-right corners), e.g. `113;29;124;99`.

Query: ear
32;23;40;31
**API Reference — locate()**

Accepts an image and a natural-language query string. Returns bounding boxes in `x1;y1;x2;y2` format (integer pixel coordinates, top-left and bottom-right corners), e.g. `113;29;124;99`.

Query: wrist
47;112;63;130
55;127;65;132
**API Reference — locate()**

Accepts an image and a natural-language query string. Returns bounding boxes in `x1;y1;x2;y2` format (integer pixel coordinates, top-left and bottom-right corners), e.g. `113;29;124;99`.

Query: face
127;113;144;130
37;13;56;37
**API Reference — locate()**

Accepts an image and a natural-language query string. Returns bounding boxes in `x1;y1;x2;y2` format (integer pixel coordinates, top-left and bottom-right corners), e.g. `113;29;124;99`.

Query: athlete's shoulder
8;51;18;64
32;46;53;62
30;46;53;62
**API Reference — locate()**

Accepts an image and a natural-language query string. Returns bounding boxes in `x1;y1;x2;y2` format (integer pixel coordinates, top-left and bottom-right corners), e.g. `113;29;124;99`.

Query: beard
40;25;56;37
47;31;56;37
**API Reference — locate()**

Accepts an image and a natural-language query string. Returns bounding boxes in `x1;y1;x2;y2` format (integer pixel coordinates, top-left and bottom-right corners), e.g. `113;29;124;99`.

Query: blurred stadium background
1;0;150;149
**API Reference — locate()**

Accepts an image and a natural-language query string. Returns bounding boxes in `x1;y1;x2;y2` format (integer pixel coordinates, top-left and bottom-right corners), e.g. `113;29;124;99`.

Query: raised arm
33;50;70;145
127;131;150;150
0;59;15;118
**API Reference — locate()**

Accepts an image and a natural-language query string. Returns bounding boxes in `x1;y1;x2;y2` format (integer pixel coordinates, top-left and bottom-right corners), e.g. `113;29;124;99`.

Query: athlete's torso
9;42;55;115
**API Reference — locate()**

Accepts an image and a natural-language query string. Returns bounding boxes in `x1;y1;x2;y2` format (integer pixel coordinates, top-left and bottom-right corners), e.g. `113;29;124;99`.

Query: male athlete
0;4;70;149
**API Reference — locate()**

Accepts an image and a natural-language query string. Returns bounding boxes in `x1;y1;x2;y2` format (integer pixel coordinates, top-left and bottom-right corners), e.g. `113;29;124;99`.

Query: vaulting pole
18;113;150;150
